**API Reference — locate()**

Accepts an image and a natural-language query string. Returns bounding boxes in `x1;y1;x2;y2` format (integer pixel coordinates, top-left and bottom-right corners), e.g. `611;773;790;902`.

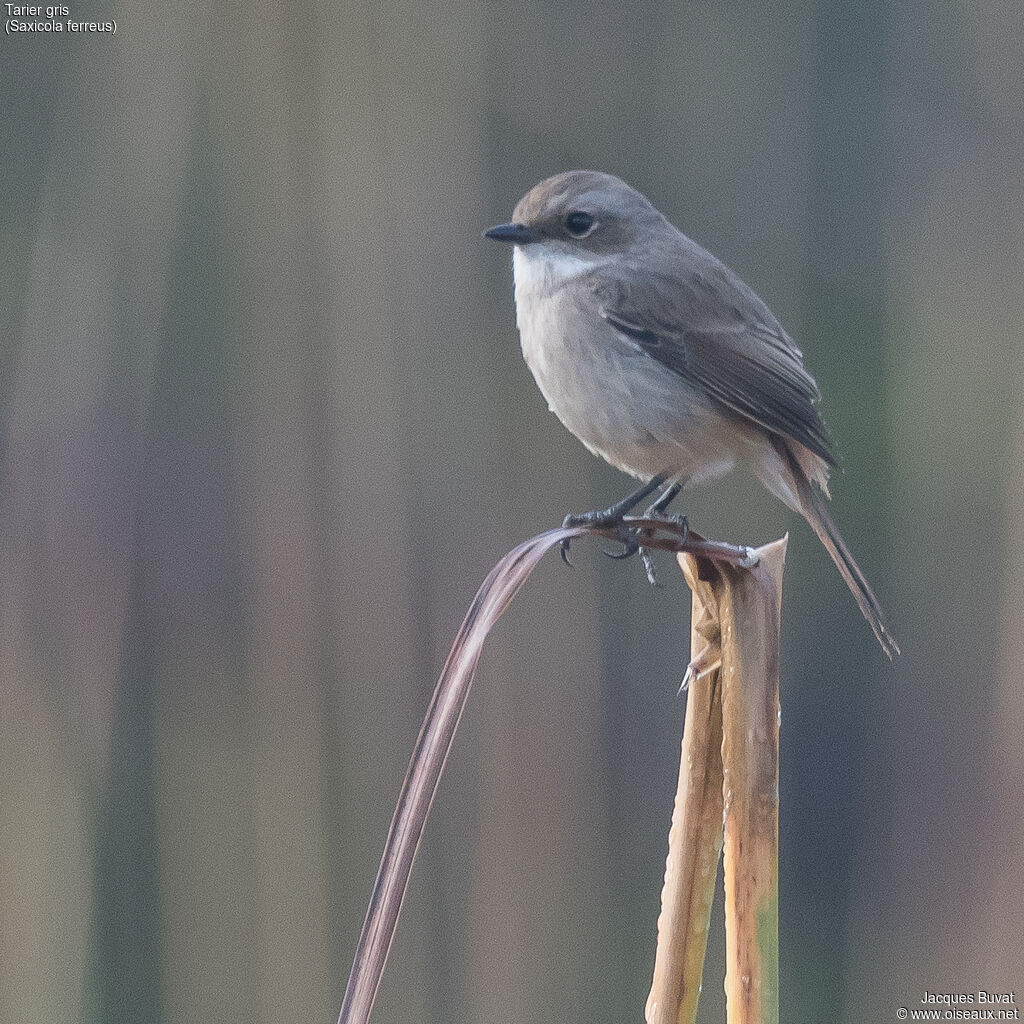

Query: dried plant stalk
646;559;725;1024
718;537;785;1024
646;538;786;1024
336;520;766;1024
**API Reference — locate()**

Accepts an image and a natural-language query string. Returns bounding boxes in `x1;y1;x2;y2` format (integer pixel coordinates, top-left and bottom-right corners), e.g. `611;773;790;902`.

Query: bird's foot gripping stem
559;510;690;586
558;474;669;568
560;508;638;566
632;514;689;586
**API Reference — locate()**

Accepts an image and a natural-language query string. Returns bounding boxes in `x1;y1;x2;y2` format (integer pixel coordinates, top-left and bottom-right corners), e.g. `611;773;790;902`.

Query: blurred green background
2;1;1023;1022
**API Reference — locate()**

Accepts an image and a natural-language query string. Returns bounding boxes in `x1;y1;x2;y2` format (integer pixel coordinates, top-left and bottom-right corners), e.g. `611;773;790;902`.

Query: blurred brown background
2;1;1023;1022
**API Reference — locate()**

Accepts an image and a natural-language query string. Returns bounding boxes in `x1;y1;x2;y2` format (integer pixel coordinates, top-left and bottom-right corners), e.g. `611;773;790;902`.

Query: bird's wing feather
591;267;836;467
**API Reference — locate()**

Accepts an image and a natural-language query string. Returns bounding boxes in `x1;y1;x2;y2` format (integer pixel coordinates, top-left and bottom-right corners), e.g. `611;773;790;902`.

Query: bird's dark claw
559;536;574;567
560;511;592;567
602;534;640;560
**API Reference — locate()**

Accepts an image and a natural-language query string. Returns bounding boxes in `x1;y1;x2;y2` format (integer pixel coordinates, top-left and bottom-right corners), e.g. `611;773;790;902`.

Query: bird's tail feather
776;440;900;658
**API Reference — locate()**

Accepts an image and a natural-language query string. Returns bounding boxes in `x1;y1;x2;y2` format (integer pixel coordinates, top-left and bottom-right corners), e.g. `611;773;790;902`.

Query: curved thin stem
336;519;759;1024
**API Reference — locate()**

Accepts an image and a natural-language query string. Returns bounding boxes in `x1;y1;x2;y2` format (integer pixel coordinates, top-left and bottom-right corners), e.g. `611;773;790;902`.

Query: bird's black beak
484;222;537;245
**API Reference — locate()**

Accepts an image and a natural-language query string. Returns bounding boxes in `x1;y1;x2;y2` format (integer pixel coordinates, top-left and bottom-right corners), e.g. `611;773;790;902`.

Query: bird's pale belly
515;292;750;485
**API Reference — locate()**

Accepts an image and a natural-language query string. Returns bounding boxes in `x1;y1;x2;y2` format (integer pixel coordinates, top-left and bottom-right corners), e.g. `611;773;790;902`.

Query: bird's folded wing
593;273;836;467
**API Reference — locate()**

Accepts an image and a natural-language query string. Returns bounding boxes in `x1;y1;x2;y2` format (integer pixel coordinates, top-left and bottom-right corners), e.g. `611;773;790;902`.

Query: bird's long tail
774;440;900;658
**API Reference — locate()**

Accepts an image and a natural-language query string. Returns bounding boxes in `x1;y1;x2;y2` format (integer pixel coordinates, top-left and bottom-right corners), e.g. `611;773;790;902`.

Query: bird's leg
560;474;668;565
637;481;685;585
646;481;682;516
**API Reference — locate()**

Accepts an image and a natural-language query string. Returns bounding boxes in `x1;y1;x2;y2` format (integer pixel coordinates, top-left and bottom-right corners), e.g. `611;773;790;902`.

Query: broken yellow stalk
646;538;786;1024
646;555;725;1024
718;538;785;1024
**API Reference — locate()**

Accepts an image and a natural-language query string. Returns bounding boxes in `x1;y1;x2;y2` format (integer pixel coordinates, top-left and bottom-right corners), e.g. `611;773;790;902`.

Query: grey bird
485;170;899;657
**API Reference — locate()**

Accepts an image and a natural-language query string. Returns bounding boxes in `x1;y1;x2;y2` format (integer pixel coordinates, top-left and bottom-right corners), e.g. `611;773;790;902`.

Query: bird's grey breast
511;247;736;480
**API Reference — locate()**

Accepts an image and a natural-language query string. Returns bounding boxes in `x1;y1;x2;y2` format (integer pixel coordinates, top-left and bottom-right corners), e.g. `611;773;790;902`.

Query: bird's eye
564;210;595;237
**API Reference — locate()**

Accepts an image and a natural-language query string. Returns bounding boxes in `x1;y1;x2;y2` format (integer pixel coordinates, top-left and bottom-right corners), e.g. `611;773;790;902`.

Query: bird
485;170;899;657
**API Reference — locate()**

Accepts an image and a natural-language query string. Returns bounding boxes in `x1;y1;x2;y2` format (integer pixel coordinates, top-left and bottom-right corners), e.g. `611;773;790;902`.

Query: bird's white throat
512;244;597;298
